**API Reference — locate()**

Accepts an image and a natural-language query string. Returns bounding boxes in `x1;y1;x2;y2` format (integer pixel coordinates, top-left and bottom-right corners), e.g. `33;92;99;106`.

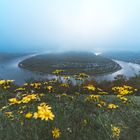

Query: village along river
0;54;140;85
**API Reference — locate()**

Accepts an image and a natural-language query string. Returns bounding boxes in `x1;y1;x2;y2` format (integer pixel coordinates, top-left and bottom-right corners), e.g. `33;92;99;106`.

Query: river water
0;54;140;85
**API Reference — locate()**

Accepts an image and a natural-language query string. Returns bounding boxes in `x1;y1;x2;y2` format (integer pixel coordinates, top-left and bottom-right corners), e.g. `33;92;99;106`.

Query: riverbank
0;52;140;84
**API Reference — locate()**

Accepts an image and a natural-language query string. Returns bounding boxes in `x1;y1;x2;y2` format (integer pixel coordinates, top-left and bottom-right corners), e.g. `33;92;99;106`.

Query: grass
0;75;140;140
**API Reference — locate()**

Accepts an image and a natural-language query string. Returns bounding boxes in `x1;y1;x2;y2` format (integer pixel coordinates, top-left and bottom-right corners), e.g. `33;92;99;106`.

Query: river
0;54;140;85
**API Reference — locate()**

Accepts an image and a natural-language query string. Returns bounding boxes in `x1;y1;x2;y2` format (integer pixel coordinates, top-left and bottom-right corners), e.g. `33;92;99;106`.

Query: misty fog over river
0;54;140;85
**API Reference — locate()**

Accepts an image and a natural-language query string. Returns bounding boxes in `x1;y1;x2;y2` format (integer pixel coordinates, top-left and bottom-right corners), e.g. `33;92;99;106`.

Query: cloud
0;0;140;52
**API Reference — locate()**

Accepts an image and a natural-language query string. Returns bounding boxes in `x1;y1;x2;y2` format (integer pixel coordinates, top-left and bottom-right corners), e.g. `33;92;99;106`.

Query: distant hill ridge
0;53;26;62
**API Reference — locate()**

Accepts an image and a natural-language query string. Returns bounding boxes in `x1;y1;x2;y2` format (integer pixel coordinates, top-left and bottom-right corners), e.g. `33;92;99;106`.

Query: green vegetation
19;52;121;75
0;72;140;140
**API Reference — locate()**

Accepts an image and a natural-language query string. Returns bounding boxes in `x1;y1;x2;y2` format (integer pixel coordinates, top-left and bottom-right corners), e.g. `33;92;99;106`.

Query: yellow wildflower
75;73;89;79
97;101;106;107
22;97;31;103
63;76;70;80
117;95;128;103
9;98;21;104
53;70;64;75
25;112;33;119
108;103;118;109
39;93;45;97
15;87;25;92
30;82;41;89
61;93;67;96
5;112;14;118
33;102;55;121
21;94;37;103
111;125;121;138
85;95;100;102
112;85;135;96
60;83;69;88
52;128;61;139
0;80;14;85
84;84;96;91
47;86;53;91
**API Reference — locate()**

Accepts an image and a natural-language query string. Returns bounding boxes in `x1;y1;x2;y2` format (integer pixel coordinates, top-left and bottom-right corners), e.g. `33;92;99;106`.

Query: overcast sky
0;0;140;53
